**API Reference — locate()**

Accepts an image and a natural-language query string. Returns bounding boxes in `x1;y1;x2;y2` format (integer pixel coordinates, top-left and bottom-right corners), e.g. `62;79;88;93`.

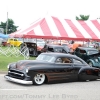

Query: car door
14;39;18;46
8;39;14;46
52;57;77;82
75;48;86;60
79;49;86;60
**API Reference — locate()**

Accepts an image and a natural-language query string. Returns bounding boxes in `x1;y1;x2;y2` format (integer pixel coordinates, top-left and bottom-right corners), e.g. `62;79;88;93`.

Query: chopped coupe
5;52;100;85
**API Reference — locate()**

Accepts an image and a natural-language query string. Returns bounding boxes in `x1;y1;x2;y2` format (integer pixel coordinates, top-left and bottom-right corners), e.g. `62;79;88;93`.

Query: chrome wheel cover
34;74;45;85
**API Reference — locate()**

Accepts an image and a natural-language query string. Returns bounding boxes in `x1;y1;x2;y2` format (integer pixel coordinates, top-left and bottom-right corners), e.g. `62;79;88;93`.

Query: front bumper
4;75;33;85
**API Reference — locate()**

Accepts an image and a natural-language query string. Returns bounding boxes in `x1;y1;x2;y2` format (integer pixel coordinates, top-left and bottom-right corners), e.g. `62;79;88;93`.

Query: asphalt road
0;74;100;100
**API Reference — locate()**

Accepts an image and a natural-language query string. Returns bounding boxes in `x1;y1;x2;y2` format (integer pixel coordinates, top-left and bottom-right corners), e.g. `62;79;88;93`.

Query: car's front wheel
33;73;45;85
88;62;93;67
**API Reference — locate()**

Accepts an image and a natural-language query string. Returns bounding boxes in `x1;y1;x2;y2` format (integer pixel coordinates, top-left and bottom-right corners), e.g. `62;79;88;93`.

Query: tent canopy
9;16;100;41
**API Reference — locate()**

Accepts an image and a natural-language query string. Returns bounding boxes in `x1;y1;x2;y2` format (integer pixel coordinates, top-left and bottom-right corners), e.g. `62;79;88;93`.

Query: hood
88;52;100;56
15;60;51;70
88;53;100;59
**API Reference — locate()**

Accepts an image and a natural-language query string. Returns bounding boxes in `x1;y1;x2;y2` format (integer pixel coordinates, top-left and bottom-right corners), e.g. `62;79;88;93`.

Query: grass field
0;55;36;71
0;46;36;71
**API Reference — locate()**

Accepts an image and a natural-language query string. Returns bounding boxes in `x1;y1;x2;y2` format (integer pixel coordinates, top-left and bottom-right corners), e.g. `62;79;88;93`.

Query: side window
75;48;79;52
73;59;83;64
80;50;86;54
56;57;72;63
48;47;54;52
14;39;17;41
56;58;63;63
10;39;13;41
62;49;67;53
62;57;72;63
54;48;62;52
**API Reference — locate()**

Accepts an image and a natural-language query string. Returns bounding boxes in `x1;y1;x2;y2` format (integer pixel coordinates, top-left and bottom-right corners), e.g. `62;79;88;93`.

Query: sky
0;0;100;29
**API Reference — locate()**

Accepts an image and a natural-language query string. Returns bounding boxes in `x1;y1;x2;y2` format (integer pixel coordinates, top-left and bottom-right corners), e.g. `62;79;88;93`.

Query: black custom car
5;52;100;85
41;44;71;53
74;47;100;68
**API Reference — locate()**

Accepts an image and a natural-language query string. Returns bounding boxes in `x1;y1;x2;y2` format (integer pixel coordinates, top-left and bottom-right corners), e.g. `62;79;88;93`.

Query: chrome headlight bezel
7;63;16;69
25;68;29;73
95;59;98;62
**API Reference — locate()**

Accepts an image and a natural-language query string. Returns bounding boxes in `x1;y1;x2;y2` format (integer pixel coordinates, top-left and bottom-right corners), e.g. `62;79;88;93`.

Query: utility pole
6;11;8;35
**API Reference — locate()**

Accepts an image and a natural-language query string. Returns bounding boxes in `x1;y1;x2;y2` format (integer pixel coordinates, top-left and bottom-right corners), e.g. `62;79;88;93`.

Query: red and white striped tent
10;16;100;41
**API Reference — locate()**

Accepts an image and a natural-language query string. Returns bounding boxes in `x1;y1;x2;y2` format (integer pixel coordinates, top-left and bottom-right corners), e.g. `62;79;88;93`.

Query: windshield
37;42;45;47
36;54;56;62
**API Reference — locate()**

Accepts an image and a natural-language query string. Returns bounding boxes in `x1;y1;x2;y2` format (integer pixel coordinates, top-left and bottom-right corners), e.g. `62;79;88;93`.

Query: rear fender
78;67;99;81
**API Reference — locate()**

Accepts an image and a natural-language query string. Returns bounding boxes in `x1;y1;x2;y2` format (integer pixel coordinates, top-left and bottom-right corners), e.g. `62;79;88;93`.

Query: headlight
95;59;98;62
21;74;24;76
7;63;16;69
25;68;29;73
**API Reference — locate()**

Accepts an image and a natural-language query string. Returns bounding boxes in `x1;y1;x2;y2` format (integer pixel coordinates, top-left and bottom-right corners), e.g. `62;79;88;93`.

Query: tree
0;19;18;34
76;15;90;21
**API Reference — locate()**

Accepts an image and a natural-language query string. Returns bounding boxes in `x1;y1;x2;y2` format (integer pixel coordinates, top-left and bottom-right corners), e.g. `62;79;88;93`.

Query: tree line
0;19;18;34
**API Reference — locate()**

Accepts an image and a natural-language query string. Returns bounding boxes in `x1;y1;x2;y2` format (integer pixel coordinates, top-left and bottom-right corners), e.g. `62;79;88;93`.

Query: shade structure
0;33;9;38
9;16;100;41
9;29;21;37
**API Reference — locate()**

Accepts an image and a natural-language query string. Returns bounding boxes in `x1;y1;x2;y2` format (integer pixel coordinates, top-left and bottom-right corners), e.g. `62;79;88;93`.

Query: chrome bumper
4;75;33;85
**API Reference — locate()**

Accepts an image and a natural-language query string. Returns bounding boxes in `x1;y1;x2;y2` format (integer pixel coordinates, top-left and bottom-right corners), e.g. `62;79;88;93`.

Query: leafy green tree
76;15;90;20
0;19;18;34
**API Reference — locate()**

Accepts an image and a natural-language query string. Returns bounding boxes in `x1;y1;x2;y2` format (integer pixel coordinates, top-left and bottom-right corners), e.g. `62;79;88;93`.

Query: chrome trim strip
4;75;32;85
8;72;24;76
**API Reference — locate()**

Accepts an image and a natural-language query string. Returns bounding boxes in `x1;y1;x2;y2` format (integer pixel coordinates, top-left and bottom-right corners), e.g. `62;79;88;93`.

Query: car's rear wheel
88;62;93;67
33;73;45;85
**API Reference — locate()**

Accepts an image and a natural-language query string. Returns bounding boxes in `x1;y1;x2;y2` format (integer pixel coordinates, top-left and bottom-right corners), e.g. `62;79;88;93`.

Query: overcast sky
0;0;100;29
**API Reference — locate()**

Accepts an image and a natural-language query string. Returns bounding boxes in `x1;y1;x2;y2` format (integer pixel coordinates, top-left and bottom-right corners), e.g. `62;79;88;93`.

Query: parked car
5;52;100;85
94;42;100;51
1;38;10;46
20;42;38;57
74;47;100;68
20;41;46;57
7;38;23;47
41;44;71;54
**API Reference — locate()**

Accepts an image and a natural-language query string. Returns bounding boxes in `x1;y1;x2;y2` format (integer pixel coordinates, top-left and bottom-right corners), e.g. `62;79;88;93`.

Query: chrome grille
8;70;25;79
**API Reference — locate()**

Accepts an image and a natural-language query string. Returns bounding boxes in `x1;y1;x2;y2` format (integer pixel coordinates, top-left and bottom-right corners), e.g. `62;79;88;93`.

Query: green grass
0;46;36;71
0;55;36;71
